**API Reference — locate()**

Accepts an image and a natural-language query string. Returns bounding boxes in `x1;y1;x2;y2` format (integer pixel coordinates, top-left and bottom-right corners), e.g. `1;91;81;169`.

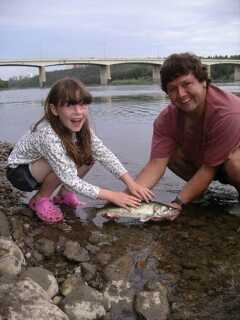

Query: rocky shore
0;141;240;320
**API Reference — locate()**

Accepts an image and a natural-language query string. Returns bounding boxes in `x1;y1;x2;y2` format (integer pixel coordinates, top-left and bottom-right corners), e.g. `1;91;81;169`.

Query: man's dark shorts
214;164;229;184
6;164;41;192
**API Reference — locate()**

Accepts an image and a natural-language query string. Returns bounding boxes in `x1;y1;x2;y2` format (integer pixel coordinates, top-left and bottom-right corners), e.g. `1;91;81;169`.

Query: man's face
166;73;207;114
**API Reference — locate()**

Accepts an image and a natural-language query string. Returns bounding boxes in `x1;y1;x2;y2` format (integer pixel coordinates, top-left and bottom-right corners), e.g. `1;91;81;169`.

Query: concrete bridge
1;57;240;87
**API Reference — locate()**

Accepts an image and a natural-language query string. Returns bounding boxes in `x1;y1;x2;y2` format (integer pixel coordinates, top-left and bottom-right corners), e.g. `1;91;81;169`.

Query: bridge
1;57;240;87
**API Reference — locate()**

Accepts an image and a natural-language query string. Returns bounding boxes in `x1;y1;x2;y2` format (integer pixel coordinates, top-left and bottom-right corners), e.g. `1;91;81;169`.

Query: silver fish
97;201;176;222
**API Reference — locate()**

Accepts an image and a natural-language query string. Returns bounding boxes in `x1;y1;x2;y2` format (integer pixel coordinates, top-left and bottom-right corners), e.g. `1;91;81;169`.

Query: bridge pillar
38;66;46;88
206;64;211;79
234;66;240;81
152;65;161;83
100;65;111;85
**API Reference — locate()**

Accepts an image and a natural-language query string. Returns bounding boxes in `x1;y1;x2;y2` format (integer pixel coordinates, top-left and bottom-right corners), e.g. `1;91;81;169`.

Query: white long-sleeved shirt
8;122;127;199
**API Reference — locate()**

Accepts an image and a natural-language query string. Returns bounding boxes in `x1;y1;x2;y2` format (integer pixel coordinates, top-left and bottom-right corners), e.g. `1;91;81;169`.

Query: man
136;52;240;220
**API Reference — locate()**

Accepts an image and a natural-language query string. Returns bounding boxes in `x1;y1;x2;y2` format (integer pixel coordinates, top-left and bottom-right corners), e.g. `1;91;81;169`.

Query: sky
0;0;239;80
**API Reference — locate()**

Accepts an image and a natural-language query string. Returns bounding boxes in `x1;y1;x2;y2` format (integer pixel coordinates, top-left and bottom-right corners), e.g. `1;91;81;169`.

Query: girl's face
51;102;89;132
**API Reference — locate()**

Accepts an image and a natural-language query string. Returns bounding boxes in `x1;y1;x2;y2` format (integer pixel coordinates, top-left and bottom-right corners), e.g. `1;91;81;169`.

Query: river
1;82;240;207
1;83;240;319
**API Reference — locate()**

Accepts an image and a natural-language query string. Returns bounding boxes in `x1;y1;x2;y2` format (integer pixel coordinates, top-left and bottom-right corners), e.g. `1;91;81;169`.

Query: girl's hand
98;189;142;209
127;181;154;203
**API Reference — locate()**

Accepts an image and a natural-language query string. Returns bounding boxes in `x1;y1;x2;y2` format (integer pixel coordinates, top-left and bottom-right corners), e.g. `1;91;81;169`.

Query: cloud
0;0;239;79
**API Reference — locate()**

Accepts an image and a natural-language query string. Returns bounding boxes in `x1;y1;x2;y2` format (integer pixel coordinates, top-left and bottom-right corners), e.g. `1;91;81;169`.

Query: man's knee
220;147;240;185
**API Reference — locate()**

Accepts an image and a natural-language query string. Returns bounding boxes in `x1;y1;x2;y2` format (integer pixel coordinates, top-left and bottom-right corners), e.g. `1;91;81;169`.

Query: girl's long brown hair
33;77;93;166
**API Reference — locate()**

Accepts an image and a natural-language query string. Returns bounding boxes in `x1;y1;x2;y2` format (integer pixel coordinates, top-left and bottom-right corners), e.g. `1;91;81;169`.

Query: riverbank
1;141;240;319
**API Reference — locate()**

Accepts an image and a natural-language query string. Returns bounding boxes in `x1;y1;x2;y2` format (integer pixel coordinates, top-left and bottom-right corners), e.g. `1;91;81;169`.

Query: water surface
1;83;240;206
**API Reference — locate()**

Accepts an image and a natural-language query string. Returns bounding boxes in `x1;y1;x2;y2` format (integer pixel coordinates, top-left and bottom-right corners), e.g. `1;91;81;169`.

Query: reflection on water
1;83;240;206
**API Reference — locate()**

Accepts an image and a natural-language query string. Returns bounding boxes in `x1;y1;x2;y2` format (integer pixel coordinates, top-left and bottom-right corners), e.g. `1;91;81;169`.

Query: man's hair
160;52;210;93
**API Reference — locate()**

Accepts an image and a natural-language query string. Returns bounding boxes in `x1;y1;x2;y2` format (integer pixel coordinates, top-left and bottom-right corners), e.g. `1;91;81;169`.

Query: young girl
7;77;153;223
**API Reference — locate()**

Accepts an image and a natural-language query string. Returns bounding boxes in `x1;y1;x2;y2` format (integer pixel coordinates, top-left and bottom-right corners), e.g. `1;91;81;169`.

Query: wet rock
61;273;84;297
85;243;100;254
63;240;90;262
135;282;169;320
95;252;112;266
104;280;136;318
0;238;25;276
36;238;56;257
104;255;135;282
0;277;69;320
10;218;26;242
88;231;112;246
81;262;97;282
61;284;107;320
20;267;59;298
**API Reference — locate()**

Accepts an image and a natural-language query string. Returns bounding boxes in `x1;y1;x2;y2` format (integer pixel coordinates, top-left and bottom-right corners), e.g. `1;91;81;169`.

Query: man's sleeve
150;108;177;159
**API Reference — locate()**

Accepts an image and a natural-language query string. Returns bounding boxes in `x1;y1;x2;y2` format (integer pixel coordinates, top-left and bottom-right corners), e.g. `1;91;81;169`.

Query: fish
97;201;177;222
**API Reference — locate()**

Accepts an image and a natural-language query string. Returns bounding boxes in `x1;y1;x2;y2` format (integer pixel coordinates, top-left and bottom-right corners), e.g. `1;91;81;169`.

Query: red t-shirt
151;85;240;167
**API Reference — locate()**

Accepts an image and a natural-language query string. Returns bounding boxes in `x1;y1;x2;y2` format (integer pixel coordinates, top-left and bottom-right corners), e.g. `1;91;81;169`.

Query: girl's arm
97;188;141;209
91;132;153;201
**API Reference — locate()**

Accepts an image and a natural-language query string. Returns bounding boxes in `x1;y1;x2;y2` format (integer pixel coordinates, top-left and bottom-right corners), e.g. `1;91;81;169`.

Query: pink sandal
29;197;64;223
53;191;86;209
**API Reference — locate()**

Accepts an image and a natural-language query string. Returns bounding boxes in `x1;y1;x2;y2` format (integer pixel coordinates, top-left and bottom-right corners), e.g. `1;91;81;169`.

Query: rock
103;255;135;282
135;282;169;320
61;284;107;320
61;273;84;297
104;280;136;319
81;262;97;282
20;267;59;298
88;231;111;246
0;211;11;239
0;274;17;302
0;238;25;276
36;238;56;257
0;277;69;320
63;240;90;262
95;252;112;266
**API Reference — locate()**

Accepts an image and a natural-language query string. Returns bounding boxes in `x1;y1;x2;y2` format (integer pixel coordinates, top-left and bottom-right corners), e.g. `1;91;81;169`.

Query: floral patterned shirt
8;122;127;199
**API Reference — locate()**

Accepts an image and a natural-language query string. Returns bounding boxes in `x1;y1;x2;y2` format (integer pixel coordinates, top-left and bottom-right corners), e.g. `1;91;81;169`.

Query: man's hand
166;201;183;221
127;180;154;203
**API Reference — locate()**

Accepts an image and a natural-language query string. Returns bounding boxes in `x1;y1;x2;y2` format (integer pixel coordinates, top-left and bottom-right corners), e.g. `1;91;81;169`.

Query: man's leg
221;147;240;198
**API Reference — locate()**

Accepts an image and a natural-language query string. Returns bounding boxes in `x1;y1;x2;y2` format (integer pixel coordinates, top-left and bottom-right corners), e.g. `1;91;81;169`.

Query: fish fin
139;217;151;222
103;213;119;220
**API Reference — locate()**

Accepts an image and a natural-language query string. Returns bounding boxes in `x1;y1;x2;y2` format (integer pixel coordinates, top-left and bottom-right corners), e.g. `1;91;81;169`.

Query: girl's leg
29;158;61;204
55;163;94;208
28;159;64;223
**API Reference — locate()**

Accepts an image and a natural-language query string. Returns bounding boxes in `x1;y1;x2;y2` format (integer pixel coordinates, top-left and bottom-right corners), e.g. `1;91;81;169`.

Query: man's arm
177;164;217;205
135;157;169;189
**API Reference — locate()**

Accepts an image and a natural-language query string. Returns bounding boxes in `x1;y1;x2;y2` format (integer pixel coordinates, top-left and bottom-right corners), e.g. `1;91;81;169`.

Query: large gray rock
61;284;108;320
20;267;59;298
0;277;69;320
63;240;90;262
0;238;25;276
